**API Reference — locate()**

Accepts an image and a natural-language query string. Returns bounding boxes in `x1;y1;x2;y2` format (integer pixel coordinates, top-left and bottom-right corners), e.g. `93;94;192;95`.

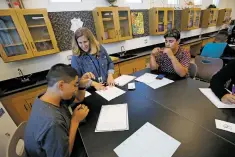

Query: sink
110;53;137;59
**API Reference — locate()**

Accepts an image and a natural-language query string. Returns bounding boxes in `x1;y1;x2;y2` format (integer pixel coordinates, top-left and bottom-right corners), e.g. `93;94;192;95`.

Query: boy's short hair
46;64;77;87
164;28;181;41
215;31;228;42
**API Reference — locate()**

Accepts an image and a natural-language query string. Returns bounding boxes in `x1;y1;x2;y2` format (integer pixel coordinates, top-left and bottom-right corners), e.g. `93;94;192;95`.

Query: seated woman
210;60;235;104
150;28;191;77
71;27;115;90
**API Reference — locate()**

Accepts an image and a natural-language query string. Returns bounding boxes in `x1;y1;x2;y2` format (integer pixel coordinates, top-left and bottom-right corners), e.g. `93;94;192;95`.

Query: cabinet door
156;9;166;34
0;9;33;62
166;9;174;31
134;57;147;72
212;10;219;25
194;9;201;28
117;8;132;41
119;60;135;75
188;9;194;29
17;9;59;57
96;8;119;44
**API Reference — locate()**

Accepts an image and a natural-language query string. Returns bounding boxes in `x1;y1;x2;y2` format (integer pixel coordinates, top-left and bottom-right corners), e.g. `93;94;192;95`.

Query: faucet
18;68;30;83
120;46;126;57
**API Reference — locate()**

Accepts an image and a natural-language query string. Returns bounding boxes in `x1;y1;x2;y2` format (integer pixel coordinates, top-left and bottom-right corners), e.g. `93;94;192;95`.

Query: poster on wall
131;12;144;35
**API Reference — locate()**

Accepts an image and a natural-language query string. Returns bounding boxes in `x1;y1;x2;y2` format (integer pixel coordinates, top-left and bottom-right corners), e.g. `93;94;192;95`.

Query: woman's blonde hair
72;27;100;56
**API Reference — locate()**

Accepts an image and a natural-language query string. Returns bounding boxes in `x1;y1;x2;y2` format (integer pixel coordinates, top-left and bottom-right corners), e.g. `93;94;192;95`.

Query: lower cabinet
0;85;47;125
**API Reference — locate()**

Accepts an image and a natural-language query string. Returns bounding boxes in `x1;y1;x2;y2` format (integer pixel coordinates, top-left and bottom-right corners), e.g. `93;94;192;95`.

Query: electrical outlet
144;39;148;44
67;55;72;61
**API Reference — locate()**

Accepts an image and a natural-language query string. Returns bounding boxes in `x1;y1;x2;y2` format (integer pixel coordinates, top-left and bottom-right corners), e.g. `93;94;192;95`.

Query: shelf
0;27;16;31
28;24;46;28
102;18;113;22
4;43;23;47
34;39;51;43
119;17;128;20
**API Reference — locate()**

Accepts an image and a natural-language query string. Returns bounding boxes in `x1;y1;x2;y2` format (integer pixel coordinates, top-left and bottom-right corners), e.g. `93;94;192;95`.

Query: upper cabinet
149;7;174;35
217;8;232;26
0;9;59;63
93;7;132;44
201;8;219;28
181;8;201;31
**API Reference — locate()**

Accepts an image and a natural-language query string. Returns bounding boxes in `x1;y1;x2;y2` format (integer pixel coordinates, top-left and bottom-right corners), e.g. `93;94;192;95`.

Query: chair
188;62;197;79
7;122;27;157
195;56;223;82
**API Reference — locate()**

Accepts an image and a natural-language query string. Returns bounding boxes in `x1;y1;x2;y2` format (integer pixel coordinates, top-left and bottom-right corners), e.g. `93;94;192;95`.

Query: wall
0;0;233;81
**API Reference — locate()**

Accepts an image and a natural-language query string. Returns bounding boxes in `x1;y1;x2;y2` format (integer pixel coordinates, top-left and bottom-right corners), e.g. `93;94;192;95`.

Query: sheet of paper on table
199;88;235;108
85;91;91;97
114;122;181;157
115;75;136;86
215;119;235;133
95;103;129;132
135;73;174;89
96;86;126;101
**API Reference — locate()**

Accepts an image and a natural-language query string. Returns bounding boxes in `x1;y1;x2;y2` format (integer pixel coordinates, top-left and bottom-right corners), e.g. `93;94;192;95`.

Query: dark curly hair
164;28;181;41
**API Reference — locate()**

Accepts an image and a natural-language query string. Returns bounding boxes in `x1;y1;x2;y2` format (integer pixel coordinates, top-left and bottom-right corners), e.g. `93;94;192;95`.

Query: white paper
115;75;136;86
135;73;174;89
70;18;83;32
85;91;91;97
96;86;126;101
95;103;129;132
114;122;181;157
128;82;135;90
135;73;157;84
199;88;235;108
215;119;235;133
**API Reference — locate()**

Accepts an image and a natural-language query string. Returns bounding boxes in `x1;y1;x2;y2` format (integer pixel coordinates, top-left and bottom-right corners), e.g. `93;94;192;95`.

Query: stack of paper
114;122;181;157
115;75;136;86
199;88;235;108
135;73;174;89
95;103;129;132
96;86;126;101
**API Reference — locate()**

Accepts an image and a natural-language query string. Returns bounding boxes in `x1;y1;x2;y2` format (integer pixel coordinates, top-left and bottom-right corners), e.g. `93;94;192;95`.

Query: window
194;0;202;5
167;0;179;5
51;0;81;2
212;0;220;6
125;0;142;3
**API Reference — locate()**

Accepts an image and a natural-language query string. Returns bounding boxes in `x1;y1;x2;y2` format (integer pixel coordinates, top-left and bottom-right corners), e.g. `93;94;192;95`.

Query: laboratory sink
110;53;137;59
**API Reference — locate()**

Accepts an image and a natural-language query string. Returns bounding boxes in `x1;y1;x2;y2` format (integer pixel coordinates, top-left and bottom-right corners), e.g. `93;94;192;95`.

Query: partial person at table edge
210;60;235;104
150;28;191;77
71;27;115;91
24;64;90;157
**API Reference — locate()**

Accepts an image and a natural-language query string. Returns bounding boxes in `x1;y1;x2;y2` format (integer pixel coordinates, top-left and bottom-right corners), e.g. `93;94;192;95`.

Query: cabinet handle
119;30;121;36
25;42;29;50
24;104;28;111
31;42;36;50
5;133;10;137
116;30;118;36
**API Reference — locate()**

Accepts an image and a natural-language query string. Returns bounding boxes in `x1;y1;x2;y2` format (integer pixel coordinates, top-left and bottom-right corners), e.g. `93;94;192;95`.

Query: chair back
195;56;223;82
7;122;27;157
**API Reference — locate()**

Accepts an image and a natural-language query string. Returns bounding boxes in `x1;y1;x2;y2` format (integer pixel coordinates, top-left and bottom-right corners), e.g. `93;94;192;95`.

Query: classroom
0;0;235;157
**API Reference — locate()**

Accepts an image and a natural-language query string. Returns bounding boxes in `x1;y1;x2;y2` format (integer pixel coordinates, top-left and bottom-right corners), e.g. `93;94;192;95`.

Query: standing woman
71;27;115;90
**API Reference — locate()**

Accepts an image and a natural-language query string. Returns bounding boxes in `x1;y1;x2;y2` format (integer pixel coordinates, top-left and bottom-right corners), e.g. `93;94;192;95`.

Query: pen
232;84;235;95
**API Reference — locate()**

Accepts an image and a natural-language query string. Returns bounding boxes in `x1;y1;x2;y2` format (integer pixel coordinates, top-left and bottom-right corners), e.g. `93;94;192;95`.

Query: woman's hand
221;94;235;104
92;81;106;91
107;74;115;86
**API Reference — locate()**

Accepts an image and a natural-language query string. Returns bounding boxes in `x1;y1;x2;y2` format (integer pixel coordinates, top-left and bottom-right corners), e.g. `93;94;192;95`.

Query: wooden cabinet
201;8;219;28
217;8;232;26
113;64;120;78
0;9;59;62
93;7;132;44
0;85;47;125
149;7;174;35
119;56;147;75
181;8;201;31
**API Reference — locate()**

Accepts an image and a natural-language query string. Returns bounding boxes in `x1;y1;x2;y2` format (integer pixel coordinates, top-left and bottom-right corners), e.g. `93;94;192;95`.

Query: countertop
0;33;217;98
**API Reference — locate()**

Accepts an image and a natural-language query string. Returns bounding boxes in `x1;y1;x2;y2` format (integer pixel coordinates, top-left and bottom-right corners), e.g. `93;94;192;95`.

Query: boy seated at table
24;64;92;157
150;28;191;77
210;60;235;104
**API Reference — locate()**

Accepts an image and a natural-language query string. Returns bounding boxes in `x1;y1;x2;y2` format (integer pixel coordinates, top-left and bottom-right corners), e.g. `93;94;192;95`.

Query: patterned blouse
155;47;191;74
